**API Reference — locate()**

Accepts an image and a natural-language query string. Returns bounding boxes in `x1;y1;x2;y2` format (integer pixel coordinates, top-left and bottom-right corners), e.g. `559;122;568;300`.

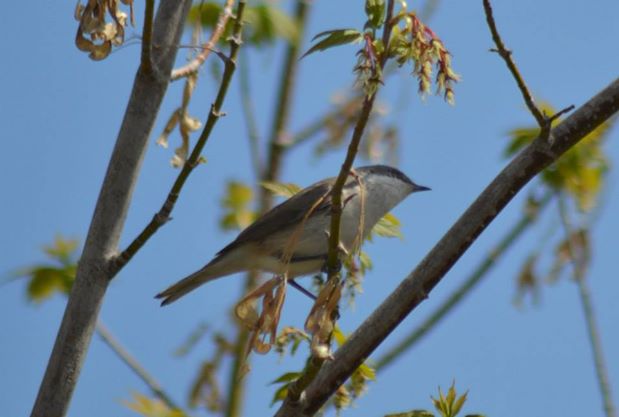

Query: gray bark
30;2;192;416
274;77;619;417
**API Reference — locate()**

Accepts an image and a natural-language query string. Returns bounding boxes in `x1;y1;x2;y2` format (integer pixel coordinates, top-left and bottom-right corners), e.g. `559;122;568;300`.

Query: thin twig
141;0;155;74
284;0;397;403
171;0;235;81
558;196;617;417
483;1;578;143
274;77;619;417
482;0;545;127
95;322;187;413
326;0;396;274
110;0;247;275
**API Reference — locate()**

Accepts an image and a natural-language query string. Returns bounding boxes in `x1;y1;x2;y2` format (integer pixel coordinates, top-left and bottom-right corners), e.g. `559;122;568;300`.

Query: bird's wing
216;179;333;257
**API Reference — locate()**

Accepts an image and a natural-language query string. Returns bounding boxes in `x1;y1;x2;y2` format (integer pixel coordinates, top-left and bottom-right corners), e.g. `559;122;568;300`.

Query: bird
156;165;429;305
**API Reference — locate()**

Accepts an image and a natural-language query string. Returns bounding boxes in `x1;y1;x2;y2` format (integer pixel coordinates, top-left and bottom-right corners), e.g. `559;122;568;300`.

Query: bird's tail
155;257;234;306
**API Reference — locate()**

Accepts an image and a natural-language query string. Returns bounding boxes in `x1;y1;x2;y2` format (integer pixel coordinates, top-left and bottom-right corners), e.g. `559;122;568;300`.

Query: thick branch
274;78;619;417
30;2;192;417
375;192;552;371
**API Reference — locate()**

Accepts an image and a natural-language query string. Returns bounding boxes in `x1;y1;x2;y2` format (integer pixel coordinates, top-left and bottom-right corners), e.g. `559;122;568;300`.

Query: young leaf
260;181;301;198
270;371;302;385
371;212;402;238
220;181;256;230
302;29;363;58
365;0;386;29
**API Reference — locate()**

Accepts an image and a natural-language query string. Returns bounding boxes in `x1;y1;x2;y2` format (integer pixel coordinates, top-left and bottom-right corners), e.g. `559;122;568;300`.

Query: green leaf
359;250;373;273
302;29;363;58
26;266;74;302
220;181;256;230
270;371;302;385
365;0;385;28
43;236;79;264
270;384;289;406
17;235;79;303
260;181;301;198
245;4;299;46
371;212;402;238
431;383;468;417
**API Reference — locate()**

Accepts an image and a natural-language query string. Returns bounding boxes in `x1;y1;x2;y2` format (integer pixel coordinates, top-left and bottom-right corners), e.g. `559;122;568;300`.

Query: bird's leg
289;279;317;300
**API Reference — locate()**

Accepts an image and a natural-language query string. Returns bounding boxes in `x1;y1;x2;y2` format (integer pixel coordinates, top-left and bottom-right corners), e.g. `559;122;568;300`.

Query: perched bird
156;165;429;305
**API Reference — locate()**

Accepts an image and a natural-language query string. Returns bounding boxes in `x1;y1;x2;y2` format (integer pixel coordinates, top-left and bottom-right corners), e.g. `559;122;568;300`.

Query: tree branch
375;191;552;371
225;3;311;416
170;0;235;81
482;0;545;127
111;0;247;275
274;77;619;417
30;2;192;417
95;322;186;413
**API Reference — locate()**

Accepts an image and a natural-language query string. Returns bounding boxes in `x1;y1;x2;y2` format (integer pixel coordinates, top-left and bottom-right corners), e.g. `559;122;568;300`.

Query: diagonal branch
171;0;236;81
375;191;552;371
274;77;619;417
95;322;187;413
111;0;247;275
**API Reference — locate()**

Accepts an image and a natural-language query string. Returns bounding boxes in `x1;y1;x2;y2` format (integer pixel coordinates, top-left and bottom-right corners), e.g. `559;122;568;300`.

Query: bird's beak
413;184;431;192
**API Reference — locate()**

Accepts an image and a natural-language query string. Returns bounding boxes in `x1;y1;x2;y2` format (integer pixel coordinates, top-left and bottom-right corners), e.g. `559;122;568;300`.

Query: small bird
156;165;429;305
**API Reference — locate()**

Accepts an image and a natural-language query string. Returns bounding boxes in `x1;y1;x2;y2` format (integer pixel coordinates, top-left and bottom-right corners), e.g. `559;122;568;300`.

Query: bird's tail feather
156;258;232;306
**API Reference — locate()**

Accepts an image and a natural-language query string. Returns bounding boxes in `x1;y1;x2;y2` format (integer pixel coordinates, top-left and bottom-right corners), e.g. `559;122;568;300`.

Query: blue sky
1;1;618;417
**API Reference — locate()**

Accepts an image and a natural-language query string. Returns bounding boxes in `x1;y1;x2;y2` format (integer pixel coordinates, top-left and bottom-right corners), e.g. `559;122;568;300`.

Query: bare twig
111;0;247;275
483;0;578;139
558;197;617;417
274;78;619;417
375;192;552;371
171;0;235;81
482;0;545;126
95;322;186;413
30;2;193;417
